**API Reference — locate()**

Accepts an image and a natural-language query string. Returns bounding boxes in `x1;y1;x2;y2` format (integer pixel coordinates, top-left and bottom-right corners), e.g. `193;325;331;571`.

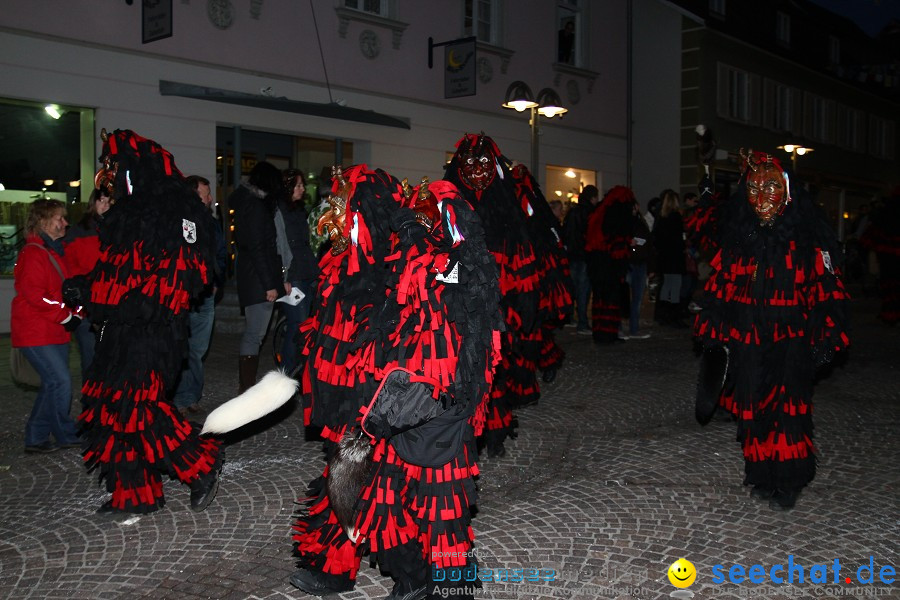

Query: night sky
808;0;900;37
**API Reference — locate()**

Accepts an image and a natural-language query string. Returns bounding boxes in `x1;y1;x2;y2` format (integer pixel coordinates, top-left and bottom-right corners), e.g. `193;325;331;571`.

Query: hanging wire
309;0;335;104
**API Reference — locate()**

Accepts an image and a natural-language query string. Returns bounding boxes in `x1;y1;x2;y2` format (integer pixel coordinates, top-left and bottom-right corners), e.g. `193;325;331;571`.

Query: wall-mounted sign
444;38;476;98
143;0;173;44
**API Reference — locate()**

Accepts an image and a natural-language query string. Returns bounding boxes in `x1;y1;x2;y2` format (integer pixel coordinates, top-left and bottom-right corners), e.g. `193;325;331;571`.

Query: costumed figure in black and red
70;129;223;514
584;186;637;343
690;149;850;511
289;165;502;600
444;133;547;458
860;188;900;325
510;163;572;382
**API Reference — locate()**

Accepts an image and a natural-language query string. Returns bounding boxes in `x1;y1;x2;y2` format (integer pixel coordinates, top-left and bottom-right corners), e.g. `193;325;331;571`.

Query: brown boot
238;355;259;393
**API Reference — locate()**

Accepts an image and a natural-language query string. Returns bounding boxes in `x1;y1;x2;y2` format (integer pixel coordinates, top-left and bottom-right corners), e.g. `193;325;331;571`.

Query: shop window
0;98;94;273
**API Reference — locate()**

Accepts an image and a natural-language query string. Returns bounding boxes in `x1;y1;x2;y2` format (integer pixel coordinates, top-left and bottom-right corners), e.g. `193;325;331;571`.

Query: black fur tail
326;431;374;538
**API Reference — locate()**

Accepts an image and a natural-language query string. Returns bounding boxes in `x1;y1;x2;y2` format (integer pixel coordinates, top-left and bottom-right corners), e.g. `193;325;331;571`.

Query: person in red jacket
584;186;638;343
12;198;83;453
62;188;111;379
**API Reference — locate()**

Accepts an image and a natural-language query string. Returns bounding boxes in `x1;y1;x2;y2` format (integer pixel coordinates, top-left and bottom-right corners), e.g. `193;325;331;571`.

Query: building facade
0;0;627;209
646;0;899;235
0;0;631;331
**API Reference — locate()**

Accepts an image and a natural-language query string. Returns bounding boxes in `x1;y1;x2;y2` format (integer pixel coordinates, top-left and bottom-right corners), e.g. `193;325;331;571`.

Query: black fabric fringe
78;129;221;513
691;170;850;492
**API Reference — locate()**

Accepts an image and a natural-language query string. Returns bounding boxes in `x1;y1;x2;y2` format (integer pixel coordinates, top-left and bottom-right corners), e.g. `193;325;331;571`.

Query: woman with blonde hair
652;189;687;326
12;198;83;453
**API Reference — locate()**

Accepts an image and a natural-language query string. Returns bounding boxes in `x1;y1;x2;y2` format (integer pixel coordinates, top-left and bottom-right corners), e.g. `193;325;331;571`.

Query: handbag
10;346;41;387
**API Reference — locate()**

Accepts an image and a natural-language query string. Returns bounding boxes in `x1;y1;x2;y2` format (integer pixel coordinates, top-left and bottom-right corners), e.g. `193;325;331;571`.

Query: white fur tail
201;370;299;435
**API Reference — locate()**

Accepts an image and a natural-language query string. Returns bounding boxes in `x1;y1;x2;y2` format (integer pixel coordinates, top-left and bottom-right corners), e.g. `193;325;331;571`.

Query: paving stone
0;294;896;599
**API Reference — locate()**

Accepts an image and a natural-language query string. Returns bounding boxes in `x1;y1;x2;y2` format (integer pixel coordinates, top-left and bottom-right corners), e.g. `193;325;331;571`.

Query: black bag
362;368;467;468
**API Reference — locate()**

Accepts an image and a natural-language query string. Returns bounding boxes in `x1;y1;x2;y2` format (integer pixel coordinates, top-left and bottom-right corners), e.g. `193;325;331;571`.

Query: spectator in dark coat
652;189;687;326
230;161;286;392
274;169;319;373
562;184;599;333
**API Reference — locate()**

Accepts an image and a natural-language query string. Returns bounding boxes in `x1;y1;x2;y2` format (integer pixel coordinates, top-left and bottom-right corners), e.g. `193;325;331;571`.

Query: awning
159;80;411;130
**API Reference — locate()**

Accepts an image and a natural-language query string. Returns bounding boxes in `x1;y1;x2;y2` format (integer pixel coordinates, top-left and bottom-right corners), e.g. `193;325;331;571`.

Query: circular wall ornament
207;0;234;29
566;79;581;105
359;30;381;59
477;57;493;84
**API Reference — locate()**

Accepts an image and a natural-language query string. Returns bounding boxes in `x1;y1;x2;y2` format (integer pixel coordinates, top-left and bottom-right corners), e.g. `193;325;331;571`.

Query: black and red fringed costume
584;186;636;343
860;189;900;325
291;165;502;597
690;153;849;508
444;133;568;455
510;163;572;378
75;129;222;513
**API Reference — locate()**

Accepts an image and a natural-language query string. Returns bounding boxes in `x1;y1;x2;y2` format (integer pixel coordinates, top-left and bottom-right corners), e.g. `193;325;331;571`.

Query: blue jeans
278;279;314;374
240;301;276;356
21;343;79;447
627;263;648;335
570;260;591;330
73;317;96;381
173;294;215;408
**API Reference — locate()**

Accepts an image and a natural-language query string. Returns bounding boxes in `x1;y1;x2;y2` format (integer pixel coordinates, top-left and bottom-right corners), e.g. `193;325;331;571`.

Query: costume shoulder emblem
436;261;460;284
183;219;197;244
820;250;833;274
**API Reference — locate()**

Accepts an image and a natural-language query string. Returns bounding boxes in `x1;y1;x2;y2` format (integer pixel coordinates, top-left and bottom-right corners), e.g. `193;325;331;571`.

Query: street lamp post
777;143;814;174
502;81;568;175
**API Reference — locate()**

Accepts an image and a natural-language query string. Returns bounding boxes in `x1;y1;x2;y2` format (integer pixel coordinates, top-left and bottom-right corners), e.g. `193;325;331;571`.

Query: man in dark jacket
230;161;285;392
172;175;226;413
562;184;599;333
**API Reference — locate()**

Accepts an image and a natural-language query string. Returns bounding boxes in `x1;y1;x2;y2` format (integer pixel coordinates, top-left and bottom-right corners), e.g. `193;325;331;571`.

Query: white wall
0;29;624;191
631;0;684;206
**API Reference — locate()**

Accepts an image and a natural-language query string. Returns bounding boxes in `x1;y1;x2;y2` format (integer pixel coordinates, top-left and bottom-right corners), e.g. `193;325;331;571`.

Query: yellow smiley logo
667;558;697;588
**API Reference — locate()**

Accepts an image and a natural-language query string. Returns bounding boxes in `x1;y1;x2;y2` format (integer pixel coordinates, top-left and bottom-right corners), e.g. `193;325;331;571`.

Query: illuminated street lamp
777;143;814;173
502;81;568;174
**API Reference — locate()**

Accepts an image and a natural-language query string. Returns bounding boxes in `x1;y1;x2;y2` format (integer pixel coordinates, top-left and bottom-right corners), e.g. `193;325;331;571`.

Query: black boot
749;485;775;500
541;367;557;383
238;354;259;393
385;579;428;600
769;488;800;511
190;469;220;512
289;569;354;596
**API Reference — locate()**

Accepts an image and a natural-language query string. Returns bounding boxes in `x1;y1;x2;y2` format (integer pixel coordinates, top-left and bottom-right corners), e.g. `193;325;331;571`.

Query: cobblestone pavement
0;293;897;600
